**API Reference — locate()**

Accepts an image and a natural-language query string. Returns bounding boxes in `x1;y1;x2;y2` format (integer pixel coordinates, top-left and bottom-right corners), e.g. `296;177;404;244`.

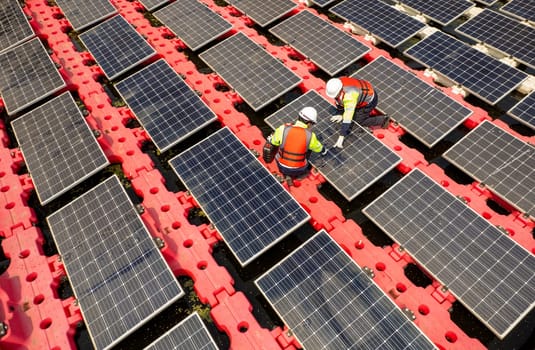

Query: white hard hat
326;78;343;98
299;106;318;123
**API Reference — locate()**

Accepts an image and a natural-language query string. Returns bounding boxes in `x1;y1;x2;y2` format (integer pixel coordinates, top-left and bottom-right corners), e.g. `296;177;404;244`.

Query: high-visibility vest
339;77;375;107
278;124;312;168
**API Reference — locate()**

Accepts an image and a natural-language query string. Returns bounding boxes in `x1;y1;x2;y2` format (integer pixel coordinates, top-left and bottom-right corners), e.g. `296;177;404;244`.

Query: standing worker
325;77;390;148
265;107;326;180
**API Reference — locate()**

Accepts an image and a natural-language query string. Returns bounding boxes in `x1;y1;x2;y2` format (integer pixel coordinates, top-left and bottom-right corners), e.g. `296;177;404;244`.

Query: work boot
381;115;391;129
285;175;294;186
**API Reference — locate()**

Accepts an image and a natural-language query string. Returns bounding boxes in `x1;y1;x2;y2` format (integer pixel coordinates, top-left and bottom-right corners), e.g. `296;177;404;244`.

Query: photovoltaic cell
0;1;34;53
115;59;217;152
55;0;117;31
397;0;474;25
269;10;370;76
456;9;535;68
404;31;528;105
47;176;184;350
144;313;218;350
11;92;109;205
363;168;535;338
199;32;302;111
501;0;535;22
153;0;232;51
227;0;296;27
79;15;157;80
330;0;426;47
443;120;535;219
256;230;437;350
169;127;310;266
354;56;472;147
0;38;66;115
508;91;535;130
265;90;401;200
138;0;169;11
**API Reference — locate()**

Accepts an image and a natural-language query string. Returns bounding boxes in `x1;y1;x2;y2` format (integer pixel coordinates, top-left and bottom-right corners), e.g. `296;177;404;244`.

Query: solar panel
0;1;34;53
363;168;535;338
269;10;371;76
55;0;117;31
354;56;473;147
199;32;302;111
115;59;217;152
79;15;157;80
456;9;535;68
138;0;169;11
153;0;232;51
11;92;109;205
265;90;401;200
47;175;184;350
256;230;437;350
474;0;498;5
227;0;296;27
144;313;218;350
169;127;310;266
330;0;426;47
310;0;338;7
501;0;535;22
0;38;66;115
404;31;528;105
397;0;474;25
443;120;535;218
508;91;535;130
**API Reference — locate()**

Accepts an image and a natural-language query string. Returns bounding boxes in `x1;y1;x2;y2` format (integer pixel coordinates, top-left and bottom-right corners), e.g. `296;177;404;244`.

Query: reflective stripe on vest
279;125;312;168
340;77;374;107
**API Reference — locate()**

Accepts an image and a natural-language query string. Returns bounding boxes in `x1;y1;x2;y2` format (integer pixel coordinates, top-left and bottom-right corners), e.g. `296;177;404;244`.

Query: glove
330;115;343;123
334;135;344;149
321;147;328;156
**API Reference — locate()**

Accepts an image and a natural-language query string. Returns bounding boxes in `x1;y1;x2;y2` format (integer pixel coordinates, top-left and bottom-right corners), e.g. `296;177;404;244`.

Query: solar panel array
404;31;528;105
144;313;218;350
47;175;184;350
227;0;296;27
397;0;474;25
153;0;232;51
138;0;169;11
269;10;370;76
330;0;426;47
55;0;117;31
79;15;157;80
508;91;535;130
0;1;34;53
265;90;401;200
456;9;535;68
363;169;535;338
501;0;535;22
0;38;66;115
169;127;310;266
115;59;217;152
443;121;535;219
256;230;437;350
354;56;472;147
199;32;302;111
11;92;109;205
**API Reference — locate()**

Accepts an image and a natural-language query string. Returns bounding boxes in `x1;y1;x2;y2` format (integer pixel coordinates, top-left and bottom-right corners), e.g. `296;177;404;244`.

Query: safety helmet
326;78;343;98
299;106;318;124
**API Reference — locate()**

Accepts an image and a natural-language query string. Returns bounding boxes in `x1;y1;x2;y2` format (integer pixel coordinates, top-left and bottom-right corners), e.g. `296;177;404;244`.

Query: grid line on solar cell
265;90;401;200
443;120;535;218
508;91;535;130
456;9;535;68
256;230;437;350
153;0;232;51
144;313;218;350
55;0;117;31
115;59;217;152
501;0;535;22
139;0;169;11
0;1;34;53
169;127;310;266
363;169;535;338
47;176;184;350
330;0;426;47
79;15;157;80
11;92;109;205
199;32;302;111
354;56;472;147
397;0;474;25
269;11;370;76
0;38;66;115
404;31;528;105
227;0;296;27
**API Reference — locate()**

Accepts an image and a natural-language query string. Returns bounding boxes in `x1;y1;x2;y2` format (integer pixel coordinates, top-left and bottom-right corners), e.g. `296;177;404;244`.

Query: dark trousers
353;94;386;127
